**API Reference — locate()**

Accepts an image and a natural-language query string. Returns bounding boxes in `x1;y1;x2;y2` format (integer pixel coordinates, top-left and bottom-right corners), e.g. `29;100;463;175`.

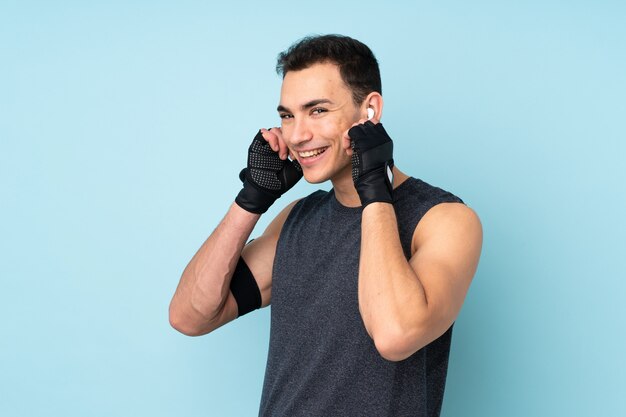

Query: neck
331;166;410;208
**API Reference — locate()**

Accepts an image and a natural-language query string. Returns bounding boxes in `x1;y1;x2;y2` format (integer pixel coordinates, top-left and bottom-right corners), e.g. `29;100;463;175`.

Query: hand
235;128;302;214
346;121;394;207
259;127;292;160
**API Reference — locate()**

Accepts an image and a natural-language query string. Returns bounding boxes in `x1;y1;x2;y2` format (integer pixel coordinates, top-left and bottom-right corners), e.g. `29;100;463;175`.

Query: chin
302;170;330;184
302;164;351;185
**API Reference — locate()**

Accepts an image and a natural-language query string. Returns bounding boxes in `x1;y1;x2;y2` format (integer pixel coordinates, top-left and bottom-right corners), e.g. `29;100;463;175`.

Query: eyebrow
277;99;333;113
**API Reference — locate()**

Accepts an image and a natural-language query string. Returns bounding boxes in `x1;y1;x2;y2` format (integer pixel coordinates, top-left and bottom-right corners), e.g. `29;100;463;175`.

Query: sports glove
348;121;395;207
235;130;302;214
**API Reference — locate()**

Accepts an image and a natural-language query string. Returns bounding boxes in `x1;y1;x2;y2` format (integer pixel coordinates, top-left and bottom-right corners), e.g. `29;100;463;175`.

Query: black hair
276;34;382;105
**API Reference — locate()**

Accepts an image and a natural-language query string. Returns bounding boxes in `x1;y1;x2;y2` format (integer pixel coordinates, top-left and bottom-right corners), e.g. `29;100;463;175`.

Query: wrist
355;161;394;208
235;181;279;214
361;201;395;218
229;201;263;222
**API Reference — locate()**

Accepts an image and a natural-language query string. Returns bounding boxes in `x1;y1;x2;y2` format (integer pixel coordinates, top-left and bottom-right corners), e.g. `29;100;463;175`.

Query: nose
289;117;313;148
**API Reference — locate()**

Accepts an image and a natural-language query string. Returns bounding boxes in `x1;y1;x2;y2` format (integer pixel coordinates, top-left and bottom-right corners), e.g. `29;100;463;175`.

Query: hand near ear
235;129;302;214
345;121;395;207
342;116;380;157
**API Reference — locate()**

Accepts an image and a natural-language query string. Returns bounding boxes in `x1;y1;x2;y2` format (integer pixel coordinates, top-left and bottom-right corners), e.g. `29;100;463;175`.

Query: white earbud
367;107;375;120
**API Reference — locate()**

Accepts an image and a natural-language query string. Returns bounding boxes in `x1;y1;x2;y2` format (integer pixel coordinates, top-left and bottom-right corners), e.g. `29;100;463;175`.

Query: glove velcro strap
235;178;279;214
359;141;393;171
355;164;394;208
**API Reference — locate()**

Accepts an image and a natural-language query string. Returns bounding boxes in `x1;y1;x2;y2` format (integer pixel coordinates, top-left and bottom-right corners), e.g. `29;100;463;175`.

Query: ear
362;92;384;123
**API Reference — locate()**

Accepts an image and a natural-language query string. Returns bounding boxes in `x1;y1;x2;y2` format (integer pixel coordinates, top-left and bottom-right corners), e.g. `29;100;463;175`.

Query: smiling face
278;62;362;185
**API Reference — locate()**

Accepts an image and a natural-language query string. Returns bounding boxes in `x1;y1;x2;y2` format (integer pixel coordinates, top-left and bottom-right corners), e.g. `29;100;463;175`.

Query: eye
279;113;293;120
311;107;327;116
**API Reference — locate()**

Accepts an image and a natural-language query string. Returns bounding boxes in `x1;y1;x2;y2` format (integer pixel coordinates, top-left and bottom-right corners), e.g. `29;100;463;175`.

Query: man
169;34;482;416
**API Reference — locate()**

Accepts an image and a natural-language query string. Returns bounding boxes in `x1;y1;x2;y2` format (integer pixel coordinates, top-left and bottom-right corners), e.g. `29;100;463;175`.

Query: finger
344;118;371;154
344;119;366;143
340;129;353;157
260;128;281;153
353;118;368;128
271;127;289;160
342;129;352;150
345;118;368;139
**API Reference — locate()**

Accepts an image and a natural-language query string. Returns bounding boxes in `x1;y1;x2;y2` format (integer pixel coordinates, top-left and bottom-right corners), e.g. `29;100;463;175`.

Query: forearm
358;202;429;359
169;202;260;332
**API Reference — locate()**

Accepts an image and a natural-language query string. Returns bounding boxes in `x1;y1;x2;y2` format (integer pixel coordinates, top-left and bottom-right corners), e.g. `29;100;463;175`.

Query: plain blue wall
2;1;625;416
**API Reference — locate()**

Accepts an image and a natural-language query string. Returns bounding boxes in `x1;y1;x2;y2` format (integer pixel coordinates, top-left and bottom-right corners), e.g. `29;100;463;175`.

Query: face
278;62;362;184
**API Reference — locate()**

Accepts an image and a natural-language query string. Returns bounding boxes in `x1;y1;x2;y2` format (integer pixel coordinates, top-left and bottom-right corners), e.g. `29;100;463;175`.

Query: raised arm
169;128;301;336
346;121;482;361
169;204;260;336
359;202;482;361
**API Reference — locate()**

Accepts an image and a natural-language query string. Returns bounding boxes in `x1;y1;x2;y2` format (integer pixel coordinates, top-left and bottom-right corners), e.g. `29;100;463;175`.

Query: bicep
409;203;483;334
240;199;301;309
240;234;276;308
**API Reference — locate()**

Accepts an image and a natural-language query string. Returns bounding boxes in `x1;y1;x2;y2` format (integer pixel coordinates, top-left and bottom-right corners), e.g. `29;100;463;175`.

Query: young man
169;34;482;416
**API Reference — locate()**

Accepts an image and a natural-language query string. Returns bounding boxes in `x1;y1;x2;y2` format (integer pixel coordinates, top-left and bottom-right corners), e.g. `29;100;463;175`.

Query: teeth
298;147;327;158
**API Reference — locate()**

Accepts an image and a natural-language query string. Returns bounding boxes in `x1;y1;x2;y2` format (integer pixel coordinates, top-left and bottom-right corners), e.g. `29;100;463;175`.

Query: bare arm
169;200;298;336
358;201;482;361
169;127;300;336
169;203;260;336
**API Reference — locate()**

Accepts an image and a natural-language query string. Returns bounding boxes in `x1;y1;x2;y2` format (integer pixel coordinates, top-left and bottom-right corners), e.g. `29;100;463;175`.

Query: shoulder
393;177;479;255
412;202;482;256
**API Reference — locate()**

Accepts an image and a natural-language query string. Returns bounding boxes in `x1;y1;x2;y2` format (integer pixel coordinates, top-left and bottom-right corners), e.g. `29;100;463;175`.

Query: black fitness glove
348;121;395;207
235;130;303;214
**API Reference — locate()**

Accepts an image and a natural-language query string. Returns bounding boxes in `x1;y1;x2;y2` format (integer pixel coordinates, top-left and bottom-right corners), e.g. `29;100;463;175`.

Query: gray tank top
259;177;464;417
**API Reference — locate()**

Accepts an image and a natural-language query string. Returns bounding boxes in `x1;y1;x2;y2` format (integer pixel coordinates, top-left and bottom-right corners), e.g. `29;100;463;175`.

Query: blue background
2;1;625;416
